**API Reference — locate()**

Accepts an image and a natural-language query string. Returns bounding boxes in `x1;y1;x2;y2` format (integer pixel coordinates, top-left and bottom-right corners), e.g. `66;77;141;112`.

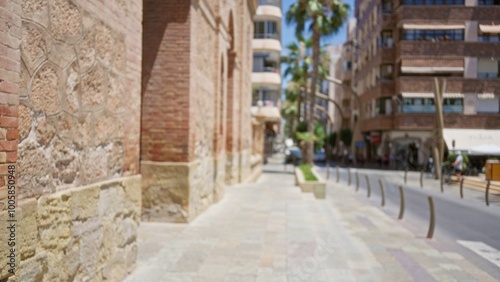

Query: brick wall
0;0;20;213
141;0;191;163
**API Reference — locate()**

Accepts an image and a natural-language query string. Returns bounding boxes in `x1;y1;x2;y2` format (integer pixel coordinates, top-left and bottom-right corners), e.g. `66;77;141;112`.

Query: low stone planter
295;167;326;199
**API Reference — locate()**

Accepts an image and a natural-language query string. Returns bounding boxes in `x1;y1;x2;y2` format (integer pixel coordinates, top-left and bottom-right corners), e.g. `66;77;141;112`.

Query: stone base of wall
242;154;262;184
142;157;222;223
1;175;142;282
225;152;240;185
239;149;252;183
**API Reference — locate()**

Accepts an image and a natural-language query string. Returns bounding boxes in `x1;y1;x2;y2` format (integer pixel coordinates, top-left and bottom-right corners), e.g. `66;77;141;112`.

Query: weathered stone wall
1;176;141;281
18;0;141;198
0;0;142;280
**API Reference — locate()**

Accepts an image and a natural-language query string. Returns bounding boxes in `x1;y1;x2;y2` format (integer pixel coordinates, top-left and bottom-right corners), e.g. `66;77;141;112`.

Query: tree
286;0;349;164
282;38;313;124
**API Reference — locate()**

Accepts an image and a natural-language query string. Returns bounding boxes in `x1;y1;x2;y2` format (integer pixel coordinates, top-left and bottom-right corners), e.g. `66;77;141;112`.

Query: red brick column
0;0;20;211
141;0;192;163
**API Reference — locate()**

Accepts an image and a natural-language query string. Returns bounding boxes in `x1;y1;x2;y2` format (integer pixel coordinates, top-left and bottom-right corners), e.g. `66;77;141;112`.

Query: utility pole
432;78;446;180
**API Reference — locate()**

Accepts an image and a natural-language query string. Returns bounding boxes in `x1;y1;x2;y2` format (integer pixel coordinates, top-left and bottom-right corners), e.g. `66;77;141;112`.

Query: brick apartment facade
332;0;500;164
0;0;260;280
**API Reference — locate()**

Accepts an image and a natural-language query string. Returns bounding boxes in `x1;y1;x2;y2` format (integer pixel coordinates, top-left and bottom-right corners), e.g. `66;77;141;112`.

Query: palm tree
286;0;349;164
281;37;312;124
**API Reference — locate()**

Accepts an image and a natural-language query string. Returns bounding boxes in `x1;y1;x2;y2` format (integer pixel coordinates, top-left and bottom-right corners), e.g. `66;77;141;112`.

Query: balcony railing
259;0;281;7
477;72;499;78
254;33;279;39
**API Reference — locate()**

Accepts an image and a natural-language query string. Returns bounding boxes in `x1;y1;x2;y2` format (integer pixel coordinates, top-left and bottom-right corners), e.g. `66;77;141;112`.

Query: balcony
257;0;281;20
397;5;500;22
396;77;497;94
360;116;393;132
253;34;281;53
360;81;396;103
396;41;500;58
252;72;281;87
393;113;500;130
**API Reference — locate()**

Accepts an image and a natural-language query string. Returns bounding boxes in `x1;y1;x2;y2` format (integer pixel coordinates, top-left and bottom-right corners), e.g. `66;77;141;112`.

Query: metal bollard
378;179;385;207
460;178;464;199
336;166;339;183
355;172;359;192
348;168;351;186
427;196;435;239
440;170;444;193
420;170;424;188
398;185;405;220
365;175;371;198
486;180;491;206
326;162;330;180
404;167;408;184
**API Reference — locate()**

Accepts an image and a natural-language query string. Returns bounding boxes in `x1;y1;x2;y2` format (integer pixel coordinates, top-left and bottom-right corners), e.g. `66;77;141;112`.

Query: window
402;0;463;4
401;98;463;113
379;30;394;48
479;0;500;5
401;29;463;41
479;33;500;42
254;21;278;39
477;59;499;78
382;0;392;11
380;64;393;80
344;61;352;71
253;54;278;72
375;98;392;115
252;88;279;106
477;95;500;113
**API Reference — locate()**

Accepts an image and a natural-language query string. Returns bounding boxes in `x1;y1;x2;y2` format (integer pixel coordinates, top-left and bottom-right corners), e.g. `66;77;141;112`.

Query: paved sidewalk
124;164;496;281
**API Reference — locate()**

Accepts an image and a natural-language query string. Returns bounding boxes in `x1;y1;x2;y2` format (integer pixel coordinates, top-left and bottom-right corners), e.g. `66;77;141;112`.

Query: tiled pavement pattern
124;164;496;281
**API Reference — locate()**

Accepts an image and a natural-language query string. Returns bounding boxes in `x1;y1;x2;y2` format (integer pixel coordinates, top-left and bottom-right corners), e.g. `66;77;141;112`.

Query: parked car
313;149;326;162
285;146;302;165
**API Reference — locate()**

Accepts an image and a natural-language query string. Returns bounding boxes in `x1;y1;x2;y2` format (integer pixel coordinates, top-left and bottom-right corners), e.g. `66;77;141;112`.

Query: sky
280;0;355;87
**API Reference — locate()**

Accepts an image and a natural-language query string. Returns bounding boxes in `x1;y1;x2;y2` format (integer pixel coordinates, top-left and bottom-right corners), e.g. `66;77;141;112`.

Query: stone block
141;161;191;223
16;253;48;282
18;199;37;260
36;191;72;251
71;184;99;221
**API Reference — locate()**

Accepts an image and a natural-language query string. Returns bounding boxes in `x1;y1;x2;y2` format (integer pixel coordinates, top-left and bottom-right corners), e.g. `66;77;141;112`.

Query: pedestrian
452;151;463;183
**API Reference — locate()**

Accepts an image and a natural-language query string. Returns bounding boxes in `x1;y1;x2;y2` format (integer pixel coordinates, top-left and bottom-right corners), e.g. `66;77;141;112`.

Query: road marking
457;240;500;268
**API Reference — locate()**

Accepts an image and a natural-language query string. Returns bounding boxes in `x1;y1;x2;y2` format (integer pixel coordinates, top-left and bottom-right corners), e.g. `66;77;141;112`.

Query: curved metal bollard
365;174;371;198
427;196;435;239
378;179;385;207
355;172;359;192
348;168;351;186
486;180;491;206
336;166;340;183
420;170;424;188
398;185;405;220
326;162;330;180
404;167;408;184
460;178;464;199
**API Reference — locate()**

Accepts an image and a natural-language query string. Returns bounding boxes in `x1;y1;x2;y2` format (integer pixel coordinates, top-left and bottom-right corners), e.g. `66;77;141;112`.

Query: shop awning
401;66;464;73
401;93;465;98
402;23;465;30
479;24;500;34
443;129;500;154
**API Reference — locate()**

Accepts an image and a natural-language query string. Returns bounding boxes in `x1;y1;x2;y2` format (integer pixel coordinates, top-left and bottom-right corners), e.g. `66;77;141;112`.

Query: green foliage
299;164;318;181
314;123;326;151
327;132;337;147
296;121;308;133
295;122;326;151
339;128;353;147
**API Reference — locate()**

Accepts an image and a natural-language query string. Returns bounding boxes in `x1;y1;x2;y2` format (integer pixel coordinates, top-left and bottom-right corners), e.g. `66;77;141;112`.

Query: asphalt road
315;164;500;278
